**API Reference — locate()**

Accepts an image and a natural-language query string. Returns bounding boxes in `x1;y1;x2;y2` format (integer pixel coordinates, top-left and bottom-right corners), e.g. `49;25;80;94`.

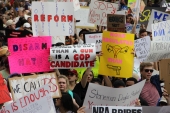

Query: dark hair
139;29;147;35
91;78;102;85
78;29;89;37
54;92;74;111
126;77;138;84
113;80;126;88
82;70;94;80
52;42;64;47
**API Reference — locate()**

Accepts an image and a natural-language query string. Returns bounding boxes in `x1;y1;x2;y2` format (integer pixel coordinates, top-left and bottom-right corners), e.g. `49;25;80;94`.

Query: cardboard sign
9;73;61;101
88;0;119;26
50;44;96;69
32;2;74;36
107;14;126;32
0;74;11;104
140;7;166;26
144;41;170;62
147;9;170;31
0;85;56;113
8;37;51;73
92;106;142;113
159;59;170;94
99;31;134;78
152;20;170;41
74;7;96;29
83;80;146;113
134;36;151;62
83;32;102;52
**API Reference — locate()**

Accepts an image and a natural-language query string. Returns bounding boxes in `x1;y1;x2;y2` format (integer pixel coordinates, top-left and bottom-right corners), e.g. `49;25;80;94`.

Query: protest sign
83;32;102;52
74;7;96;29
162;3;170;11
152;20;170;41
107;14;126;32
126;24;140;35
9;73;61;101
83;80;146;113
52;36;65;44
92;106;142;113
0;85;56;113
159;59;170;94
144;41;170;62
8;37;51;73
133;58;140;80
56;0;80;11
0;74;11;104
140;7;166;26
88;0;119;26
134;36;151;62
147;9;170;31
32;2;74;36
80;2;87;6
50;44;96;69
99;31;134;78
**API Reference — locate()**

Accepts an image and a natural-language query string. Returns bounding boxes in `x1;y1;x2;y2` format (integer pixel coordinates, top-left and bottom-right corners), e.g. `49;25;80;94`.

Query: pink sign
8;37;52;74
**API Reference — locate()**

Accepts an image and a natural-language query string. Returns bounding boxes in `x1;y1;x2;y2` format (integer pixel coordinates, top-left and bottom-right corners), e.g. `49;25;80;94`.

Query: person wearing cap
66;69;78;90
23;22;32;33
6;19;15;29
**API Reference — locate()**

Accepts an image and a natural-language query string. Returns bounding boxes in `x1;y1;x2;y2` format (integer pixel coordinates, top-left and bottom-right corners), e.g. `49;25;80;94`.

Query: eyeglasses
144;69;154;73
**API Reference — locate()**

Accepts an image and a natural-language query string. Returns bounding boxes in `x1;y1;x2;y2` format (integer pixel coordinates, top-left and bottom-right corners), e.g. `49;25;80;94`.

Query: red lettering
79;62;85;67
67;15;73;22
74;54;79;60
34;14;39;21
50;61;55;67
90;61;94;67
54;15;59;22
40;14;45;22
23;44;27;50
48;15;52;22
85;54;90;60
41;78;57;92
61;15;66;22
11;102;18;112
30;94;35;102
88;101;94;109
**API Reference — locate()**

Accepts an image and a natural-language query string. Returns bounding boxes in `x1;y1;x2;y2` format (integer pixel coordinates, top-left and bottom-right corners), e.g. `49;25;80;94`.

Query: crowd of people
0;0;170;113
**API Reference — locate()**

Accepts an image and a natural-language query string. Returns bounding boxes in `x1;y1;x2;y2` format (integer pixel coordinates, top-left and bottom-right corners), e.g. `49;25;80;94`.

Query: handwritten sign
52;36;65;44
152;20;170;41
0;74;11;104
88;0;119;26
126;24;140;34
56;0;80;11
99;31;134;78
84;32;102;52
32;2;74;36
135;36;151;62
0;85;56;113
92;106;142;113
9;73;61;101
74;7;96;29
50;44;96;69
144;41;170;62
107;14;125;32
147;9;170;31
140;7;166;26
8;37;51;74
83;80;146;113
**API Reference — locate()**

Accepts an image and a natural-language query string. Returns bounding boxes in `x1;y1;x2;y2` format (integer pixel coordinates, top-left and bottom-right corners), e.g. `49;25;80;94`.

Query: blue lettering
154;12;162;20
13;45;18;52
154;29;165;37
163;14;169;21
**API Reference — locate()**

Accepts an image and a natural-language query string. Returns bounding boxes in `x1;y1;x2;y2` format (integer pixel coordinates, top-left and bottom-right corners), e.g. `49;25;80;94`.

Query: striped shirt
140;81;160;106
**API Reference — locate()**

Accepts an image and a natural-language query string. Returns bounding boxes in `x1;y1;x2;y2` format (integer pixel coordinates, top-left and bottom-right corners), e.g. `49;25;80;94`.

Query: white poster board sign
92;106;142;113
32;2;74;36
126;24;140;34
133;57;141;80
50;44;96;69
0;85;56;113
83;80;146;113
9;73;61;101
84;32;102;52
147;9;170;31
80;2;87;6
135;36;151;62
88;0;119;26
52;36;65;44
74;7;96;29
144;41;170;62
152;20;170;41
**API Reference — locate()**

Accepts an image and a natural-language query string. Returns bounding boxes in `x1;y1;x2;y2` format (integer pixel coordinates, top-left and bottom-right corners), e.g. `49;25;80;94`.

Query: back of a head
139;29;147;35
113;80;126;88
61;92;74;111
91;78;102;85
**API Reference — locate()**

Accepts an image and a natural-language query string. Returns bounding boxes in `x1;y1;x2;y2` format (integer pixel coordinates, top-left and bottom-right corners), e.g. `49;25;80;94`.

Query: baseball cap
6;20;15;27
23;23;31;28
68;69;78;76
159;96;168;103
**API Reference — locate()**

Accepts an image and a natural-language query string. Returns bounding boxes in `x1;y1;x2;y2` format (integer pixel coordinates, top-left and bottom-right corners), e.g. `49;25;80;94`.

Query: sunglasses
144;69;153;73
